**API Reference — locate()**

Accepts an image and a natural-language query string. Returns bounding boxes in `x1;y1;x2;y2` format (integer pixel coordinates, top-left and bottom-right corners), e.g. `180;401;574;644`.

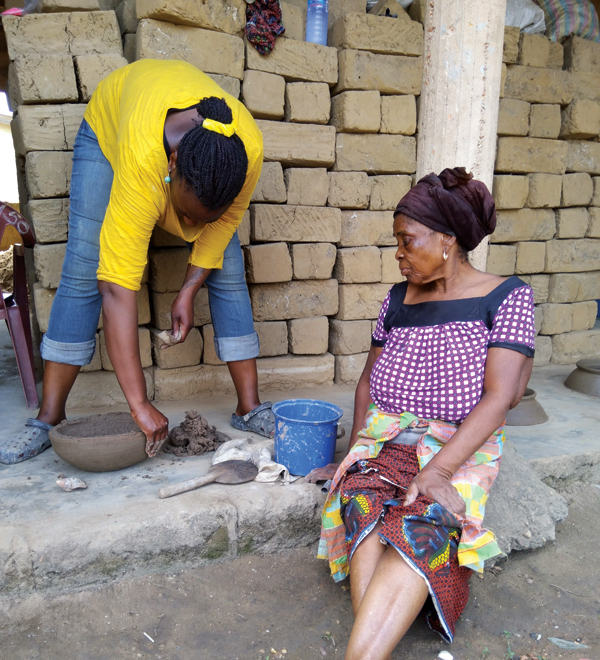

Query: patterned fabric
534;0;600;41
340;443;471;642
318;405;504;583
245;0;285;56
370;279;535;423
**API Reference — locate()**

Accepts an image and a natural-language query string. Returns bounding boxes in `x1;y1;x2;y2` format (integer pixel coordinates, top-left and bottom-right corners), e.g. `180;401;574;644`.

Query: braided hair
177;97;249;210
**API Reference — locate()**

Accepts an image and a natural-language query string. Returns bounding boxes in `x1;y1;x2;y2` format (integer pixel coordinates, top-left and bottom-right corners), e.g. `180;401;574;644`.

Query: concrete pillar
417;0;507;270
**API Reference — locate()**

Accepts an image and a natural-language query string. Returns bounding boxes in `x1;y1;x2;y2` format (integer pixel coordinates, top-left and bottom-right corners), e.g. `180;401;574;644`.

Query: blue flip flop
0;418;53;465
230;401;275;438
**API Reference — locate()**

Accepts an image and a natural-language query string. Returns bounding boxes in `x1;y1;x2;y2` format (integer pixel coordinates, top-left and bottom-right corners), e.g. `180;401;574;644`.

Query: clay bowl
49;412;147;472
565;358;600;398
505;387;548;426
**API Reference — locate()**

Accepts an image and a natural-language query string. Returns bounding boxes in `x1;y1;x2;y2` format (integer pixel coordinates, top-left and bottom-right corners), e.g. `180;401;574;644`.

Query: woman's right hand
131;401;169;457
301;463;339;484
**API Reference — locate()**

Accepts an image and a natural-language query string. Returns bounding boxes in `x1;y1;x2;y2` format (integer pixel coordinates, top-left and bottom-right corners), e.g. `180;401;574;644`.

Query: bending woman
2;59;272;465
318;168;536;659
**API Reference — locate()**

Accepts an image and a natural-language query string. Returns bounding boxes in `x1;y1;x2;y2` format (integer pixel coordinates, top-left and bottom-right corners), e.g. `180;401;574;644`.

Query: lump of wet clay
162;410;221;457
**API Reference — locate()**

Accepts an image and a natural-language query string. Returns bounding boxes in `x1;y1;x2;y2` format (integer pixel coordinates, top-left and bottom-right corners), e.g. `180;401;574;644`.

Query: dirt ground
2;485;598;660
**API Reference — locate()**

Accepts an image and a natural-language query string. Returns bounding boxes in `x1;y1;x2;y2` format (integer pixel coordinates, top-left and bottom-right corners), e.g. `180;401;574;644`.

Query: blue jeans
41;120;259;366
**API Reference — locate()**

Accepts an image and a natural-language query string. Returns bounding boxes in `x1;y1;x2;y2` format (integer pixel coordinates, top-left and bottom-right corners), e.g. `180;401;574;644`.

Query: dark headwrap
394;168;496;251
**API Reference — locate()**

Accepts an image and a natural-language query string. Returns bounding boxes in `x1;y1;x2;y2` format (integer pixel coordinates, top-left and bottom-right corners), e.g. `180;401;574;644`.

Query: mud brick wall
4;2;600;407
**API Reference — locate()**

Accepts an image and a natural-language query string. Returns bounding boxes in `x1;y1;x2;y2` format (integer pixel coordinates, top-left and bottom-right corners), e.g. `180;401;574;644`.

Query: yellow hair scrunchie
202;118;236;138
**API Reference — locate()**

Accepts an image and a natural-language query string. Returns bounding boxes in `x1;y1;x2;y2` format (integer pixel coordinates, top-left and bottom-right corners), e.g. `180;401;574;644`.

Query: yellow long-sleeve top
84;59;263;291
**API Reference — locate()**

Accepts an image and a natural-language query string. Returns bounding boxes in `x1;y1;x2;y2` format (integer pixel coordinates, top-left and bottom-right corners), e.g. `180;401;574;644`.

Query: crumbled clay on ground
162;410;221;457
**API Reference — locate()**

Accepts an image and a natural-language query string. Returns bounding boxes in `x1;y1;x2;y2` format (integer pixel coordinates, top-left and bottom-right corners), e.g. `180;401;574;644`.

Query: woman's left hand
170;294;194;342
300;463;339;484
403;465;466;517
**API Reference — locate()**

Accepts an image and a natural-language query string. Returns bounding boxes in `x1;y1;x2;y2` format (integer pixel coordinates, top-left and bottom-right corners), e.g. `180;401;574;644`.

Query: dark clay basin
505;387;548;426
49;412;147;472
565;359;600;398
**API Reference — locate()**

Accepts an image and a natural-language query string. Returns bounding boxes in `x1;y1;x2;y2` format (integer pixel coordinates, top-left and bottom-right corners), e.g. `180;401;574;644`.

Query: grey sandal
0;418;53;465
230;401;275;438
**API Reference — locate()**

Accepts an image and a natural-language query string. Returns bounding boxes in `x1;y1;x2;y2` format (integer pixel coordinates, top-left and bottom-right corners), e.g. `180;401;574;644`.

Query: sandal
230;401;275;438
0;418;53;465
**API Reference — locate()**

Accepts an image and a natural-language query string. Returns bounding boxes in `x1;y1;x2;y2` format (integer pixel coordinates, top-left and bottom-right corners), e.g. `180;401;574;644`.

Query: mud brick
33;242;65;289
334;246;381;283
23;199;68;244
255;321;288;357
529;104;561;139
242;70;285;120
251;204;341;242
330;91;380;133
518;33;550;68
486;244;516;276
515;242;546;275
150;226;186;248
237;210;251;246
334;134;416;174
33;284;55;333
137;19;244;79
74;54;129;102
336;283;390;320
37;0;100;10
577;272;600;301
560;99;600;140
519;274;549;304
491;209;555;243
380;247;405;283
561;173;593;207
380;95;416;135
329;0;366;29
251;162;286;203
369;175;411;211
256;354;335;390
25;151;72;199
503;66;573;104
527;173;562;208
206;74;240;99
587;207;600;238
250;279;338;321
340;209;395;247
135;0;246;35
3;12;122;59
492;175;529;210
566;141;600;175
503;26;520;64
335;49;422;95
284;168;329;206
496;137;567;174
137;284;151;325
245;243;293;284
497;99;530;136
245;38;337;84
69;368;154;407
571;71;600;102
545;239;600;272
534;335;552;366
291;243;336;280
11;104;86;154
150;326;203;369
328;319;372;355
548;273;580;303
100;327;153;370
329;12;423;57
280;1;305;41
328;172;371;209
149;248;188;293
154;364;233;399
151;288;210;329
563;35;600;74
548;41;564;70
257;120;336;167
80;334;102;373
571;301;598;331
538;303;572;335
284;82;331;124
555;208;590;239
288;316;329;355
8;55;77;106
334;352;369;384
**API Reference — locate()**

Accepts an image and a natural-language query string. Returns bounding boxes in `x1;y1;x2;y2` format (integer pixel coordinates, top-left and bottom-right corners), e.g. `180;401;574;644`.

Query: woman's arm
99;281;169;456
170;264;212;341
403;347;529;515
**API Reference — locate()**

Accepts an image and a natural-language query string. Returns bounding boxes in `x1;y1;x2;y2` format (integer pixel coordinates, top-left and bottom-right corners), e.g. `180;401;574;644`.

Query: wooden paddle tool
158;460;259;499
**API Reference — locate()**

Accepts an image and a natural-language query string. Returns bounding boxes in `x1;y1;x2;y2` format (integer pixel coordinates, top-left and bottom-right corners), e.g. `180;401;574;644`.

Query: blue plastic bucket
272;399;344;476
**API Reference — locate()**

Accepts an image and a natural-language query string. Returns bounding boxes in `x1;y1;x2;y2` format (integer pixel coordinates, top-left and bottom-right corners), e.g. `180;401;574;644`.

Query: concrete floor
1;322;599;600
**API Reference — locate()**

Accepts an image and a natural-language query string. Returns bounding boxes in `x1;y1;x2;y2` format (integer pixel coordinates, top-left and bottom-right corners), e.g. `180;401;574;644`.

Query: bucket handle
336;424;345;440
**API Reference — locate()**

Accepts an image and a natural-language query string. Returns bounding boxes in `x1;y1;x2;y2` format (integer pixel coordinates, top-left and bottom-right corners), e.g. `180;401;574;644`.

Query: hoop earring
443;249;448;261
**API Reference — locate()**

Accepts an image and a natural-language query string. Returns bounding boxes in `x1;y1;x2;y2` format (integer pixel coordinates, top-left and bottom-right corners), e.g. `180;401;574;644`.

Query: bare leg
350;522;387;614
227;358;261;416
37;360;81;425
345;547;429;660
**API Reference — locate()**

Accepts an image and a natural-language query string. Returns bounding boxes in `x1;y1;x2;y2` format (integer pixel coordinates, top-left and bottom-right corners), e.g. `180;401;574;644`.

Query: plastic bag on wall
505;0;547;33
1;0;39;15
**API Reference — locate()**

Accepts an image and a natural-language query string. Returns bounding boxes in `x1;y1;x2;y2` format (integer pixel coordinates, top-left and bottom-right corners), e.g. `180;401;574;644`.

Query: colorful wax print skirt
317;405;505;642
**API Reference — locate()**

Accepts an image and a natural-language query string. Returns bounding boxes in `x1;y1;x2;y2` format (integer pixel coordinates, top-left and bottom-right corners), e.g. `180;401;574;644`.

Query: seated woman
318;168;535;660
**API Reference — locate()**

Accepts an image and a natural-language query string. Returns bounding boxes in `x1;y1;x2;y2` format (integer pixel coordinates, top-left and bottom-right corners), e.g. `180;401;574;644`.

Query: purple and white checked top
370;277;536;423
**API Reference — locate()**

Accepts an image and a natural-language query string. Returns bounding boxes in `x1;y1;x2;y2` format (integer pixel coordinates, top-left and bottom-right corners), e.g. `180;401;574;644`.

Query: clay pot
505;388;548;426
49;412;147;472
565;358;600;398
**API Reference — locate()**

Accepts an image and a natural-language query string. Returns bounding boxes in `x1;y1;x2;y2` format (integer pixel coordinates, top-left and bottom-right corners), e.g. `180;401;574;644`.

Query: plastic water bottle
305;0;329;46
